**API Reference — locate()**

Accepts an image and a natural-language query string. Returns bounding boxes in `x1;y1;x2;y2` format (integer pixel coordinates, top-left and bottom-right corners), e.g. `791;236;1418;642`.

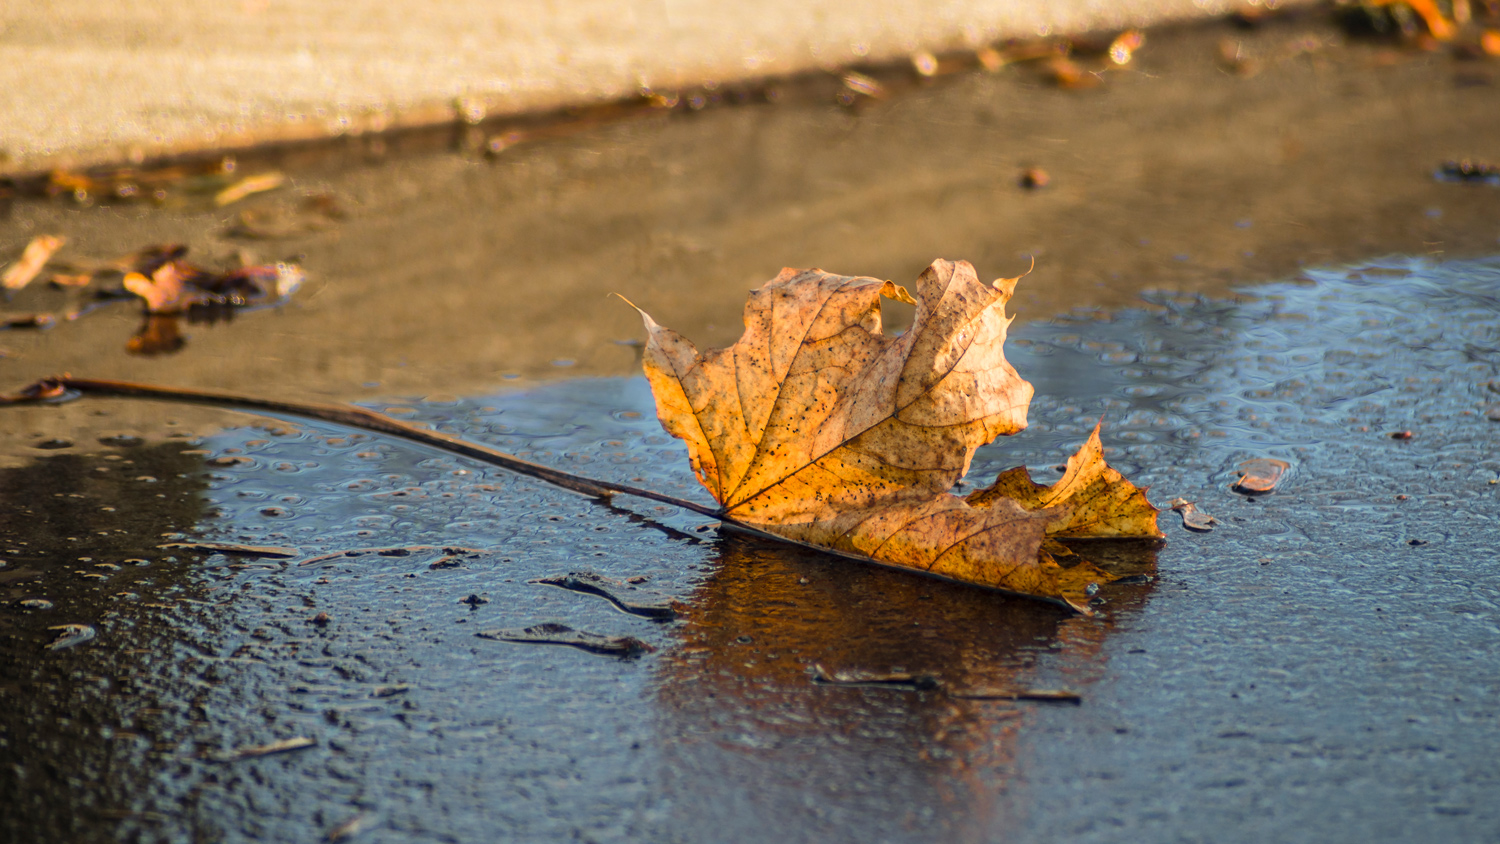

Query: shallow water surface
3;255;1500;842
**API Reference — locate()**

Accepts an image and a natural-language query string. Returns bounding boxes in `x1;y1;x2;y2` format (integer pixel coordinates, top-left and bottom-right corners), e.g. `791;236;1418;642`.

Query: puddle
5;15;1500;840
4;255;1500;841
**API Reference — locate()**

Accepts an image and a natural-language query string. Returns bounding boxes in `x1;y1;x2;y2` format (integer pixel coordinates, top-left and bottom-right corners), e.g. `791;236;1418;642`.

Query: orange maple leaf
630;259;1161;612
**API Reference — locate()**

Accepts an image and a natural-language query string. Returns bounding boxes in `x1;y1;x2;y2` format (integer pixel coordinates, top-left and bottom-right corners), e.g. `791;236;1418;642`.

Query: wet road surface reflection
3;255;1500;842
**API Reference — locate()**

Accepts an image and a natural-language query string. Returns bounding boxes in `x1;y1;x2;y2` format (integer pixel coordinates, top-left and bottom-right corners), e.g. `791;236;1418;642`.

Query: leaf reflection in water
653;533;1157;842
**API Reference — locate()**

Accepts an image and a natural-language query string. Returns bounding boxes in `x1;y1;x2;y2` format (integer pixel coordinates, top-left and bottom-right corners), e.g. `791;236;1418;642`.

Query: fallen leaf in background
4;241;305;354
213;171;286;206
1401;0;1458;39
2;235;66;291
1233;457;1290;494
119;246;303;315
631;259;1161;611
124;260;200;313
44;157;238;204
1170;497;1218;532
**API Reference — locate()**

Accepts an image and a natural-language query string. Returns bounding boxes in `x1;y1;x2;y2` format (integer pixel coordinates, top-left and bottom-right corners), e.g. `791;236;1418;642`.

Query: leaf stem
2;376;722;519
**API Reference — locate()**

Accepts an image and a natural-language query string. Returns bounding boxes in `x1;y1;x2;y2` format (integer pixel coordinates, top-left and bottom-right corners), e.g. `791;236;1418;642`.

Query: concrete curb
0;0;1304;175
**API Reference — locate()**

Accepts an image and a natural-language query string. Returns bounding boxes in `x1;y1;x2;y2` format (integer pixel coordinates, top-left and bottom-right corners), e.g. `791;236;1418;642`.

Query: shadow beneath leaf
652;532;1157;843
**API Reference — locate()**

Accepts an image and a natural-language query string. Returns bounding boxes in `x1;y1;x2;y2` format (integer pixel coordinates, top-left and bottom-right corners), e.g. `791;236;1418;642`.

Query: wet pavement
4;257;1499;842
3;12;1500;844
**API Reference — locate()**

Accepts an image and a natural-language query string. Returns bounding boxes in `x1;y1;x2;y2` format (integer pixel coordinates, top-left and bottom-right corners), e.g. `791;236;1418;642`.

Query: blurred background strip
0;0;1296;173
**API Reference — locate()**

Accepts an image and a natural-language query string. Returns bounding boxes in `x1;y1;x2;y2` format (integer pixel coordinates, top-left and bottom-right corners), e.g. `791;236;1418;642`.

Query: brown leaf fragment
1482;29;1500;56
117;244;302;326
631;259;1161;611
124;261;201;314
2;235;66;291
1169;497;1218;532
477;623;654;657
1233;457;1290;494
1401;0;1458;40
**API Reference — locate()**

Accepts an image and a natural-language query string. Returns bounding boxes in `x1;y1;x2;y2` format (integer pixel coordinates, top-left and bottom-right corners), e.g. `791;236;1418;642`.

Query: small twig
947;687;1082;704
296;544;491;568
531;572;682;619
204;736;316;761
1;375;720;518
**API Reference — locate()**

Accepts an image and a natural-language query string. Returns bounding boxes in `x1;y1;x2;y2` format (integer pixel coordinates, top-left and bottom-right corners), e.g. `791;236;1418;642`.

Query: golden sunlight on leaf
631;259;1161;611
967;422;1163;539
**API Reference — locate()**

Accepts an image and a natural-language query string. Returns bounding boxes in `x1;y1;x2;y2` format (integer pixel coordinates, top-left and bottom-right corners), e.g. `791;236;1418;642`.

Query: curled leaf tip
992;255;1036;294
880;280;918;305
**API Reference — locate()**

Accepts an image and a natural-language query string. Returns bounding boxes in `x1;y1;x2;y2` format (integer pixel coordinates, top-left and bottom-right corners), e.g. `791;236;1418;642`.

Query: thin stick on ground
1;375;720;517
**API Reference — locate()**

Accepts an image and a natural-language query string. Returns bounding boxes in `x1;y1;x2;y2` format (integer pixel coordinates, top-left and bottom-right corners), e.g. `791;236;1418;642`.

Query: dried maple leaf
631;259;1161;611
